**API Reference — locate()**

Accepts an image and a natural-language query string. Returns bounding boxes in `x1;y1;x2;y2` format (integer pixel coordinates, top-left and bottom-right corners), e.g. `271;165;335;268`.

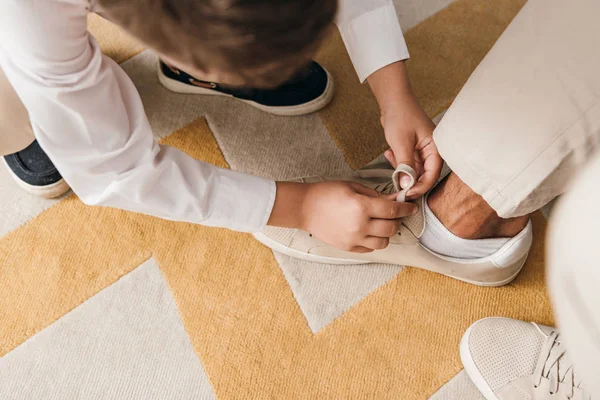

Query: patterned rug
0;1;554;398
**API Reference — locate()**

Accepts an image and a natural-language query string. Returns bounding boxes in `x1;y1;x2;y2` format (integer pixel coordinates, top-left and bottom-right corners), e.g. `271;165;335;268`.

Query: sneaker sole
252;231;527;287
158;64;335;117
3;158;71;199
460;319;502;400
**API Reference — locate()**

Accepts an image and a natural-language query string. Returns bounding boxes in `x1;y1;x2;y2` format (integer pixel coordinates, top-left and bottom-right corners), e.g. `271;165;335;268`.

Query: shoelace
372;180;397;195
531;323;590;399
358;164;416;202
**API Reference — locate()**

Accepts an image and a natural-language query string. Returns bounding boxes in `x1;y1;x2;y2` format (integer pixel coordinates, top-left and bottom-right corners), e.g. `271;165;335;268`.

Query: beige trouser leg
434;0;600;218
547;153;600;395
0;66;35;156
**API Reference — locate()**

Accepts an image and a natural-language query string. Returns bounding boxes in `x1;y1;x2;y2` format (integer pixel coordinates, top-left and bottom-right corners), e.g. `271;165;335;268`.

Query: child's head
98;0;337;87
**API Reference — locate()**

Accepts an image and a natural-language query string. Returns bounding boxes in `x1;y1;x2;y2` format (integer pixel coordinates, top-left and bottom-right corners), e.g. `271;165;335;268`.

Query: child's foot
3;140;70;199
157;60;333;116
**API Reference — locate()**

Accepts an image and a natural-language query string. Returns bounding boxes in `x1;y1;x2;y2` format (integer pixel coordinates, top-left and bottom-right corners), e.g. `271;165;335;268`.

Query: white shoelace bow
391;164;416;202
357;164;417;202
532;323;590;399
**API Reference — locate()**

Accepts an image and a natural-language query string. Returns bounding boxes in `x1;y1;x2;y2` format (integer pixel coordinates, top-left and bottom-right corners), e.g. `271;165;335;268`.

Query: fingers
386;148;420;190
366;196;418;219
384;150;398;168
348;182;380;198
349;246;374;254
388;139;417;183
382;193;399;201
399;173;414;190
407;142;444;198
362;236;390;251
367;219;402;238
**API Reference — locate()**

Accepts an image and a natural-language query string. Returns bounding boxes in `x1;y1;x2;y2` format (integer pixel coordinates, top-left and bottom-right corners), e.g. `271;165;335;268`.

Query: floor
0;1;552;399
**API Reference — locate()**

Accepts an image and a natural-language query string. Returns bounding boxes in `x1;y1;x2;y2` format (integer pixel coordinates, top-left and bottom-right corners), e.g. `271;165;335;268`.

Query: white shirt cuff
211;169;277;233
338;2;410;82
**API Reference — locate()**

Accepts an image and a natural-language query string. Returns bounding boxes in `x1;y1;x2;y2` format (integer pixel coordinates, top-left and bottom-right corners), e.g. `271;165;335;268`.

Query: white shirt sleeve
336;0;409;82
0;0;276;232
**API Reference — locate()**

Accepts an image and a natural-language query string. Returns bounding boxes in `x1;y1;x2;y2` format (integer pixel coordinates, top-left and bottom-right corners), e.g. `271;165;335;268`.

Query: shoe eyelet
188;78;217;89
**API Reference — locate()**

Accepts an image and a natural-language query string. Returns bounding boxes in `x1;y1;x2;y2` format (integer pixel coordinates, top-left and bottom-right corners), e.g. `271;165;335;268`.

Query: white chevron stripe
0;259;216;400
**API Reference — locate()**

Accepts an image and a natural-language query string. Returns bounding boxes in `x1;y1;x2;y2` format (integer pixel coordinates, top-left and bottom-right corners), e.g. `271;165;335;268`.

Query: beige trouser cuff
434;0;600;218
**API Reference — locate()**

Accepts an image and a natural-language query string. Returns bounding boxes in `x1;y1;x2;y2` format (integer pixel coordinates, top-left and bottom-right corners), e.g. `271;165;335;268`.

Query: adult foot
158;60;333;116
461;317;589;400
3;140;70;199
428;173;530;240
419;173;531;259
253;163;532;286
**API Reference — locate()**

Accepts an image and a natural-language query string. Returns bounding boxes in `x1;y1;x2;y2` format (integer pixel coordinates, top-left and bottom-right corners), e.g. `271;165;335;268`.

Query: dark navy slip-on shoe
3;140;70;199
157;60;334;116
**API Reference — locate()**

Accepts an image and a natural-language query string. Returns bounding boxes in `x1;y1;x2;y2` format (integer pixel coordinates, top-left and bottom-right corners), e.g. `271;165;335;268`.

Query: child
0;0;441;252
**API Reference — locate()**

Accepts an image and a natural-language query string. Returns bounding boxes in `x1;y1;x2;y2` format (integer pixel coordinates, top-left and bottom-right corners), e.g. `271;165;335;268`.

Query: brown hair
98;0;337;87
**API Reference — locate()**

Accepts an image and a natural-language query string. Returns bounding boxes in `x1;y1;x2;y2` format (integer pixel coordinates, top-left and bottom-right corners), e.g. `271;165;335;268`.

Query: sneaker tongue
402;196;426;238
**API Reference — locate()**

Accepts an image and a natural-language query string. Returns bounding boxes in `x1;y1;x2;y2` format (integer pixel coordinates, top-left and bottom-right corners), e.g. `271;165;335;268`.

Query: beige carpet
0;1;554;399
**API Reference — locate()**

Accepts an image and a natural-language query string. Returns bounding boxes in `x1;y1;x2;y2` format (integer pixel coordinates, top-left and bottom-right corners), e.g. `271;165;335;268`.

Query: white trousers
0;67;34;156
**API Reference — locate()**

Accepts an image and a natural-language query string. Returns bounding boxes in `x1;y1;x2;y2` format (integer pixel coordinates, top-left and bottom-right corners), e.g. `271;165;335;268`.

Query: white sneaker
461;317;590;400
253;164;532;287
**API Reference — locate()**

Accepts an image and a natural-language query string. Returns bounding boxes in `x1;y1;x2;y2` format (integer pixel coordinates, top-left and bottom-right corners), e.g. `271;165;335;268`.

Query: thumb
389;142;417;189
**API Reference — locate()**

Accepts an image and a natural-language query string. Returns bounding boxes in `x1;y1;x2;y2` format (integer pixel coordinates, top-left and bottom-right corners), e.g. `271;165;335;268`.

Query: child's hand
268;181;417;253
300;181;417;253
381;101;442;199
367;61;443;200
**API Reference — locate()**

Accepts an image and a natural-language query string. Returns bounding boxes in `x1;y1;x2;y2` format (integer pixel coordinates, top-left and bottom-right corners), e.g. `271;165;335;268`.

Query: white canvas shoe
253;164;532;287
461;317;590;400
